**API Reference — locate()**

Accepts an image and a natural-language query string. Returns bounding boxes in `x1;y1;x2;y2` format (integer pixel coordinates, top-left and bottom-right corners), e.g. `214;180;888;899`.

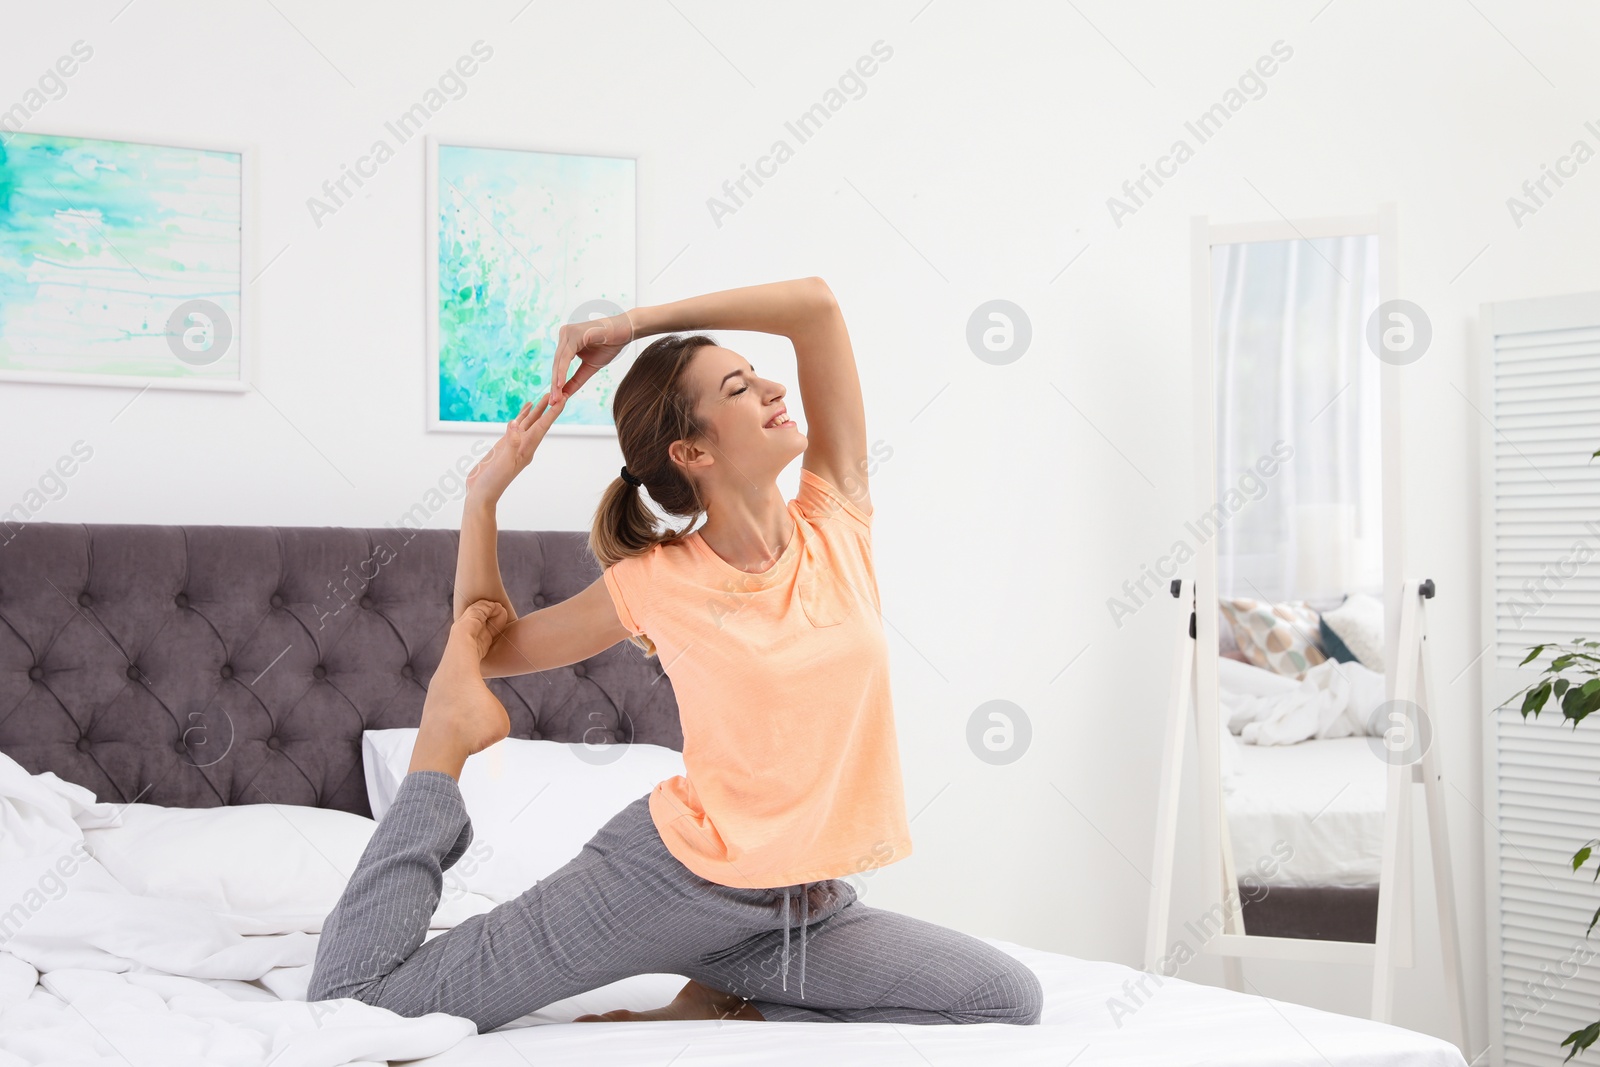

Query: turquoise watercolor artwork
0;132;243;387
431;142;635;432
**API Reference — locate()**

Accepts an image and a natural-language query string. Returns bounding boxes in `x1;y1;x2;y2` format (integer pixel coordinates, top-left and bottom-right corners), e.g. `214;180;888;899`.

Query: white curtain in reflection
1212;235;1382;605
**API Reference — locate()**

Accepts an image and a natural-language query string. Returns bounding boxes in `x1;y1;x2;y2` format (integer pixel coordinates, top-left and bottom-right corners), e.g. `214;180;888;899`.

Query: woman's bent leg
307;770;474;1006
308;781;682;1034
685;898;1044;1025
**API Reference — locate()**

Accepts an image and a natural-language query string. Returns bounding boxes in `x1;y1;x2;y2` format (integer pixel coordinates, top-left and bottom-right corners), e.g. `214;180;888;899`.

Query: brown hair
587;333;720;655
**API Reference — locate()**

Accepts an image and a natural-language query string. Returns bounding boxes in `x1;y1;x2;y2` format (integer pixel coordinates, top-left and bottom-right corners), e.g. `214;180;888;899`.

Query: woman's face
675;345;807;484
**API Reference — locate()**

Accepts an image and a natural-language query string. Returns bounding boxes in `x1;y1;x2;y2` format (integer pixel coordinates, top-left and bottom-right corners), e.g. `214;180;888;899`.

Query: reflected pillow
1219;597;1327;678
1320;592;1385;672
1218;608;1252;663
1320;618;1356;663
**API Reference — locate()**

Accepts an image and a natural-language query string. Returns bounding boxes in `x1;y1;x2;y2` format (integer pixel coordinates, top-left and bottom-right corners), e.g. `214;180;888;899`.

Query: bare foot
574;979;764;1023
408;600;512;778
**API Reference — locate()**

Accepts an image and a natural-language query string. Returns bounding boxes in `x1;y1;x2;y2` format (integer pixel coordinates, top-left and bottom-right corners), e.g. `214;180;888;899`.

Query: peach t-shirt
602;467;912;889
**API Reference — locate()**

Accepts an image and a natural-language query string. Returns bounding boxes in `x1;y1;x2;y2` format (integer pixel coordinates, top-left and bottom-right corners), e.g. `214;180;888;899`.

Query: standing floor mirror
1204;213;1394;954
1146;205;1468;1049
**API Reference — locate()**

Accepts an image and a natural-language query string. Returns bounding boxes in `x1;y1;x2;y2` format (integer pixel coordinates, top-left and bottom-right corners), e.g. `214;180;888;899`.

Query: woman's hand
545;311;634;408
465;394;564;507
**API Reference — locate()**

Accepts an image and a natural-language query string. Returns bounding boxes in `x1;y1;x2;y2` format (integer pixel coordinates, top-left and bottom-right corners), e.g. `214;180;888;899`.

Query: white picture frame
424;135;638;436
0;128;252;393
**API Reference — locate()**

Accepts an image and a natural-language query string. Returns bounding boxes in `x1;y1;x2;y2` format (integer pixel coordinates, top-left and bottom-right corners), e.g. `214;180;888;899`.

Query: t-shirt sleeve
602;557;647;636
795;466;873;539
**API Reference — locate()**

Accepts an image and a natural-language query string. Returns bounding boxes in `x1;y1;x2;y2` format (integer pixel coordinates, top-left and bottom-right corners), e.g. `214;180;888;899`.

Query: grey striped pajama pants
307;770;1044;1033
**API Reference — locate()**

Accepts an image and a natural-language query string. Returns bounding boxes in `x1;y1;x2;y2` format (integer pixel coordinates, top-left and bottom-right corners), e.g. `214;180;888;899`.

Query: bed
0;522;1467;1066
1224;736;1385;941
1218;655;1389;942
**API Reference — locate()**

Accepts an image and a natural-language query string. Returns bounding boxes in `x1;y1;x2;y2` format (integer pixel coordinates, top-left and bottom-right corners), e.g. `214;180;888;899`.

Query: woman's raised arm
547;277;871;516
455;398;546;624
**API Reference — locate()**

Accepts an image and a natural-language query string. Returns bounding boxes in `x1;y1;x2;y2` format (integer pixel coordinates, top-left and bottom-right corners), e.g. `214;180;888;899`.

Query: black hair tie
619;466;642;488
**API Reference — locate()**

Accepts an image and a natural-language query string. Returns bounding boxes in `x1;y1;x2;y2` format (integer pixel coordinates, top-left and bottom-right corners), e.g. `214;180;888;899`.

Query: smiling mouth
764;410;794;429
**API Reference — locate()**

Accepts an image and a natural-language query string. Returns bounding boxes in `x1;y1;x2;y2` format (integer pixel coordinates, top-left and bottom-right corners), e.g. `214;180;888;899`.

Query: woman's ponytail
586;333;721;656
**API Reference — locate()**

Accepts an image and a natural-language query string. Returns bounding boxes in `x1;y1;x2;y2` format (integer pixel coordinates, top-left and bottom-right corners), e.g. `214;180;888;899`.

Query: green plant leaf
1567;682;1600;727
1576;845;1593;871
1565;1021;1600;1060
1564;685;1586;722
1524;681;1553;719
1522;644;1549;667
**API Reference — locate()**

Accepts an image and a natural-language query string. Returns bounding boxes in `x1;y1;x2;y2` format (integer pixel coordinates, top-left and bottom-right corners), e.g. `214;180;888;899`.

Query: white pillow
362;729;686;903
1322;592;1386;672
80;802;498;934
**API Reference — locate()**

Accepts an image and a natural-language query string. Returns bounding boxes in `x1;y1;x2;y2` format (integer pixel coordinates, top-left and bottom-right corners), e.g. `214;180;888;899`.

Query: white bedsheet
0;752;1458;1067
1225;736;1387;886
411;948;1466;1067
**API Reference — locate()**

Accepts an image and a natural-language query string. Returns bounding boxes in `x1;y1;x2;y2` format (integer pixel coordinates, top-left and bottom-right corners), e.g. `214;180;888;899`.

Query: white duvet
0;753;474;1067
1220;656;1387;747
0;752;1465;1067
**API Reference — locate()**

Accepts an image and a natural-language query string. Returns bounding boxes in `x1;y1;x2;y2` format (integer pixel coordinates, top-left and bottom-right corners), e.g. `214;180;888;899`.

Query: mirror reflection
1209;233;1387;943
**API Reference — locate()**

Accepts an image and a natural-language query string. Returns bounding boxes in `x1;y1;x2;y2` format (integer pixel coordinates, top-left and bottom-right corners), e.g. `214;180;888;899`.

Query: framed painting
426;137;637;435
0;130;249;391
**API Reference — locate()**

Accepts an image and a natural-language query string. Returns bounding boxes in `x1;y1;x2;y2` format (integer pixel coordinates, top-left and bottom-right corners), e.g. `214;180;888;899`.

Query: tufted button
126;665;140;681
174;592;190;609
78;591;92;607
75;737;90;753
28;665;43;681
220;664;233;679
266;736;282;750
400;664;415;679
360;595;373;610
572;663;587;678
533;594;546;607
313;664;327;680
270;594;284;608
174;740;187;754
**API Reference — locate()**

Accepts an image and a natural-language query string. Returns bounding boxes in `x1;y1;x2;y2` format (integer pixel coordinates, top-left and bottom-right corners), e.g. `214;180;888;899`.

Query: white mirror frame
1188;204;1407;971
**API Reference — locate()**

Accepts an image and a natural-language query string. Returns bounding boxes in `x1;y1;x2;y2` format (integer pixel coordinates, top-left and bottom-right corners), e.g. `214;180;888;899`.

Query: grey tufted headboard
0;522;680;815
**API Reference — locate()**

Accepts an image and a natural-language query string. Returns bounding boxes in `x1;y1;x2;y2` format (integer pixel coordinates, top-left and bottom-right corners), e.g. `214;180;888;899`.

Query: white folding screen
1480;291;1600;1066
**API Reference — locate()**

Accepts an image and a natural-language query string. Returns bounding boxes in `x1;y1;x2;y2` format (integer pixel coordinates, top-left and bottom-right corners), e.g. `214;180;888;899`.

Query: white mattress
1225;736;1387;887
413;940;1465;1066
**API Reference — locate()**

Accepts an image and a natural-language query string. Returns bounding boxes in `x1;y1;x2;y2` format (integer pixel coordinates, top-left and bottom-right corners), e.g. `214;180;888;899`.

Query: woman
308;277;1043;1031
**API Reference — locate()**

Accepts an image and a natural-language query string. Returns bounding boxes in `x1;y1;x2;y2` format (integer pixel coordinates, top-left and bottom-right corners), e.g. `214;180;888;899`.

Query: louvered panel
1496;449;1600;465
1495;710;1600;1065
1496;470;1600;486
1497;397;1600;416
1495;558;1600;572
1501;770;1600;794
1492;487;1599;503
1487;295;1600;1066
1494;609;1600;628
1500;963;1600;1013
1500;868;1598;904
1497;371;1600;391
1492;324;1600;352
1497;818;1600;849
1501;912;1600;946
1502;744;1600;763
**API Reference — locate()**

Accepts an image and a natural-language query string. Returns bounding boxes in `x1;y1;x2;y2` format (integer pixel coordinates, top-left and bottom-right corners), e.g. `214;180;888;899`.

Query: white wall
5;0;1600;1054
